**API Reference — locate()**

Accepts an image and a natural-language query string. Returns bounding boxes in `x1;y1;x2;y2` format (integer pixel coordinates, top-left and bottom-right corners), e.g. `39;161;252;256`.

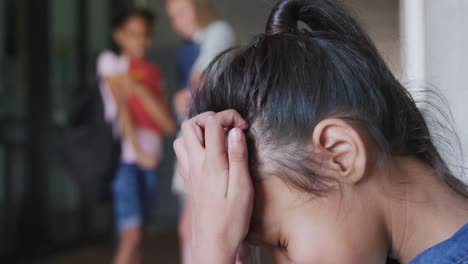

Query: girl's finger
173;137;190;182
204;115;230;193
190;111;216;128
180;120;205;169
195;109;249;130
227;128;253;199
181;112;217;174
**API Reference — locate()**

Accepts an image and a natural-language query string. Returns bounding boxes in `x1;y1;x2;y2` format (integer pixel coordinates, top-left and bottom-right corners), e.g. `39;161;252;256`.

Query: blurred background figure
166;0;199;121
98;7;175;264
168;0;235;119
166;0;235;263
0;0;467;263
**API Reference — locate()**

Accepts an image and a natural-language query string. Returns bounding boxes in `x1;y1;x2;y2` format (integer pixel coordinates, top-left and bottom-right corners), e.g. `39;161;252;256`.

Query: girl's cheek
285;228;349;263
288;240;383;264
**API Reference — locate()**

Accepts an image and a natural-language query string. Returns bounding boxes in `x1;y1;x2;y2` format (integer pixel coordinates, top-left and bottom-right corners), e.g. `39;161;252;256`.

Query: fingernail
229;128;242;143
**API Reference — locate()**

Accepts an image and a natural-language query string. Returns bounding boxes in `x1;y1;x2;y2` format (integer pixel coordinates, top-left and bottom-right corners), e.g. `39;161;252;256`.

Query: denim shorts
112;162;159;231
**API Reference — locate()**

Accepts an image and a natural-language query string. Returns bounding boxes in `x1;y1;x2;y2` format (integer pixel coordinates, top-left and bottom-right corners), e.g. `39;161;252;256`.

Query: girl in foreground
174;0;468;263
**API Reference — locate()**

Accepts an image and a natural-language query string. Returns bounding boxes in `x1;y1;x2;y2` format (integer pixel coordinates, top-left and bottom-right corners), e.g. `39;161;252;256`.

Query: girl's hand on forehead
174;110;253;264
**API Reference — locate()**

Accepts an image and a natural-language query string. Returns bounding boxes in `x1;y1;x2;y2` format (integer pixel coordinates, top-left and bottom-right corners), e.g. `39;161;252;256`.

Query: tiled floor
29;232;276;264
32;232;180;264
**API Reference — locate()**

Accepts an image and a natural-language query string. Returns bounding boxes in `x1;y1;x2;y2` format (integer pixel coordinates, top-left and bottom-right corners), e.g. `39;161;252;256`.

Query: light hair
192;0;219;28
167;0;219;28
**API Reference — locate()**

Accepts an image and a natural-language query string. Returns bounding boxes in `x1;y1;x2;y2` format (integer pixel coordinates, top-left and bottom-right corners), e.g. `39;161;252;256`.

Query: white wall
424;0;468;180
346;0;401;75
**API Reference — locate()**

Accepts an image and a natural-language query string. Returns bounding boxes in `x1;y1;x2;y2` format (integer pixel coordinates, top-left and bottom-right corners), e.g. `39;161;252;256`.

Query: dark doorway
0;0;119;261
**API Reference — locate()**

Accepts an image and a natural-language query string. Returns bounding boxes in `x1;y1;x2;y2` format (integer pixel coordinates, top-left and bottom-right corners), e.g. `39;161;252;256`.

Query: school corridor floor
32;231;180;264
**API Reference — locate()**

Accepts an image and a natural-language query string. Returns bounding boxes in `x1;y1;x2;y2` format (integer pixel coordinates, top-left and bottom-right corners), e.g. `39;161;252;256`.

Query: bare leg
113;226;143;264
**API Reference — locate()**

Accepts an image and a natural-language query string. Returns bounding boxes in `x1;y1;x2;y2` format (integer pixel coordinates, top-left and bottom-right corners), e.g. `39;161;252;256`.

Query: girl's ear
311;118;368;185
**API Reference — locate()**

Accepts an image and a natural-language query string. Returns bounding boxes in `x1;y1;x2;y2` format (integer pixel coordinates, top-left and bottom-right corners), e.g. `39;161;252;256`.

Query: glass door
0;0;29;259
0;0;115;261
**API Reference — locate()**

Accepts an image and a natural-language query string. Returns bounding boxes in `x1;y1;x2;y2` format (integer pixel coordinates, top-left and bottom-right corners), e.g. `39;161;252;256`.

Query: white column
400;0;426;94
423;0;468;181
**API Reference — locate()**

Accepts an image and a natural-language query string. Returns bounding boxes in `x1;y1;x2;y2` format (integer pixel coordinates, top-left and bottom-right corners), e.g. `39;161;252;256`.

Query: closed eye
276;240;288;252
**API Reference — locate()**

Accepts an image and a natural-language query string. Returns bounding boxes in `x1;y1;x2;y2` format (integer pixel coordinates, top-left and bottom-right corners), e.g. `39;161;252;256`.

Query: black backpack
63;81;121;205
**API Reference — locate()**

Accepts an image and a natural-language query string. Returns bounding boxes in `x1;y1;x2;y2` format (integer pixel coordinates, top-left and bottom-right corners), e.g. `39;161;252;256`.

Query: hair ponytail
266;0;364;39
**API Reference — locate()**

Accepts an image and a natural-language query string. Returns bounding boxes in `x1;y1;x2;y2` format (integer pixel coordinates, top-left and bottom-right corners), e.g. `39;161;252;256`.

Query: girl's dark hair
112;7;156;31
191;0;468;198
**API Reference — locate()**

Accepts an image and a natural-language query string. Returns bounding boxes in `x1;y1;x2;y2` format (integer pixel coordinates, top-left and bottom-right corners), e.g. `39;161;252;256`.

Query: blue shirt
409;223;468;264
176;40;200;88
